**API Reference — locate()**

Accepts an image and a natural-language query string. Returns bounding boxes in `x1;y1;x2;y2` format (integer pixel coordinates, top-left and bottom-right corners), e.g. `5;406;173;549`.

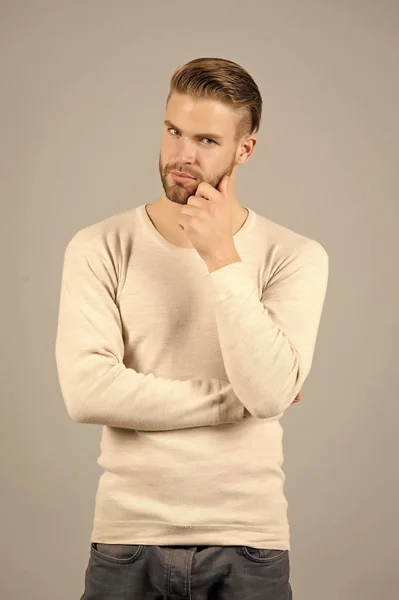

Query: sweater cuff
206;261;255;303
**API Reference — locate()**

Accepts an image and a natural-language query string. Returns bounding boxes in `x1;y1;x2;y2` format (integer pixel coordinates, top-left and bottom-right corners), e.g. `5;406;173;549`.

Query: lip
170;171;196;183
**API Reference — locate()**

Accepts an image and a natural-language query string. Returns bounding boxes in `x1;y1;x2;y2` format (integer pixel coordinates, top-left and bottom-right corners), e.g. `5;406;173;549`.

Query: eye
167;128;217;146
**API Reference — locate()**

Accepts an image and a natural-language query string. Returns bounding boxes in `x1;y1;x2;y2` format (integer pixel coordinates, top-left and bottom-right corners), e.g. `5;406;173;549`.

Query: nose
174;137;197;164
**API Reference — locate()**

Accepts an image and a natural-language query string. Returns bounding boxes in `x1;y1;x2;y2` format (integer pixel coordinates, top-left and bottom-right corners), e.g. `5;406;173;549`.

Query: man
55;57;328;599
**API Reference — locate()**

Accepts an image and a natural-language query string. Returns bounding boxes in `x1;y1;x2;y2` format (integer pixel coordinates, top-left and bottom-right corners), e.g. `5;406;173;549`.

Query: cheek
161;145;174;168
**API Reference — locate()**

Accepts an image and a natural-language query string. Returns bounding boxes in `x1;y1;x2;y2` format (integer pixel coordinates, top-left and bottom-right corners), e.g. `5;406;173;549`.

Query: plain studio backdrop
1;1;398;599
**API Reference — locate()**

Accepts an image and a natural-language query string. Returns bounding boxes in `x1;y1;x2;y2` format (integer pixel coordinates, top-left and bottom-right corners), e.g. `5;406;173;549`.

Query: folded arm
206;240;329;419
55;238;244;431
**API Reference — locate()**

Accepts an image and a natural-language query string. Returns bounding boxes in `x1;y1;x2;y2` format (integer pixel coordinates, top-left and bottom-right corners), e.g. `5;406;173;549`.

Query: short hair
166;57;262;142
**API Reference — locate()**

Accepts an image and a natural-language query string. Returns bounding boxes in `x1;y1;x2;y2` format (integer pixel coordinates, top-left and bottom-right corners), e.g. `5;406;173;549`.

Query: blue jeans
80;543;292;599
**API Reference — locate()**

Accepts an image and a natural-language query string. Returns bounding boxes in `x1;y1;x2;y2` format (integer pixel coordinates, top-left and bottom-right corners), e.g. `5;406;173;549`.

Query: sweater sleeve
54;239;245;431
206;240;329;419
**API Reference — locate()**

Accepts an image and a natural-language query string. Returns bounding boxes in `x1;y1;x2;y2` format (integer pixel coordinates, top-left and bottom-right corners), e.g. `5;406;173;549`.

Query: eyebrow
164;120;224;143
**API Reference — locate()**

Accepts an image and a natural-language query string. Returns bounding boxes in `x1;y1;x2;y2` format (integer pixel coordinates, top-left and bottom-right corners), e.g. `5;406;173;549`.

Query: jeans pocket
241;546;288;563
91;542;143;564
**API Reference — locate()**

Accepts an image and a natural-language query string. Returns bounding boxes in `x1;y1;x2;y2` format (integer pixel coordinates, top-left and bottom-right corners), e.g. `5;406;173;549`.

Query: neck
150;194;248;237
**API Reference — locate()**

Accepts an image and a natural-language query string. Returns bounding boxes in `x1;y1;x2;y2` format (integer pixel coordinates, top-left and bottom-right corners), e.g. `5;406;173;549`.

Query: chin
164;188;188;206
161;180;189;204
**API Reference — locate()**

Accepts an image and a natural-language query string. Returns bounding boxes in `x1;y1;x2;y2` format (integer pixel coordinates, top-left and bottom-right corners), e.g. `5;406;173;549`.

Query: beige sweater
55;203;329;550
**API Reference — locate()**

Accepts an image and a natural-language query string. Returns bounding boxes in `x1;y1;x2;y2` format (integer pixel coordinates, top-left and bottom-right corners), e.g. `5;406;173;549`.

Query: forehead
166;93;238;138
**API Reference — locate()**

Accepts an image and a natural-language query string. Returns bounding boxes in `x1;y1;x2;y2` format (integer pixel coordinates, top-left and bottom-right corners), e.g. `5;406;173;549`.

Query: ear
217;174;229;198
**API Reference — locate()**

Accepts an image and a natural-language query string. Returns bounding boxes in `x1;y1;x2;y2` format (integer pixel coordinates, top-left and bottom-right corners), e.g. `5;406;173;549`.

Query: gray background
1;1;398;599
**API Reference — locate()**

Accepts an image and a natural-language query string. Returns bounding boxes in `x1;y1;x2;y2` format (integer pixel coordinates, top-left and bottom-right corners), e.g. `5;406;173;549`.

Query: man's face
159;93;240;206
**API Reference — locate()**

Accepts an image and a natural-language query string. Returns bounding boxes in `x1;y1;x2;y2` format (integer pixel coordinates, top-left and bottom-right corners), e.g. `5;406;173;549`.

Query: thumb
217;174;229;197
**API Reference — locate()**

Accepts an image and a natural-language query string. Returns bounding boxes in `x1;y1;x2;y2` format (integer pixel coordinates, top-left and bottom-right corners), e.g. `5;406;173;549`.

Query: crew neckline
136;203;256;252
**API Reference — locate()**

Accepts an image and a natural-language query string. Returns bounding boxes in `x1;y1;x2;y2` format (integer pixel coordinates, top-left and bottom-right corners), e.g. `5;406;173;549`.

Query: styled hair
166;57;262;142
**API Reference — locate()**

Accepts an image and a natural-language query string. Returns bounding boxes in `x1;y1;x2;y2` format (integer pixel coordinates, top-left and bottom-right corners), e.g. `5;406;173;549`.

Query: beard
158;153;236;206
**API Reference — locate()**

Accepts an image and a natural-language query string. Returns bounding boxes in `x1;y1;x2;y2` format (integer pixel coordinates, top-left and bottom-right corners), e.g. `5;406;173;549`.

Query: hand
177;175;236;262
291;389;302;404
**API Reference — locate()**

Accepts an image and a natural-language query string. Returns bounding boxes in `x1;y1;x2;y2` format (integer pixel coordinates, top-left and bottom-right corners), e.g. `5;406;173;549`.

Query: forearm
56;354;245;430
